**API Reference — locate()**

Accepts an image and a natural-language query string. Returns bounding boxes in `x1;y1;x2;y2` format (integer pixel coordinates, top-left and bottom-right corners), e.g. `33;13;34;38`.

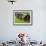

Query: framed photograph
13;10;32;25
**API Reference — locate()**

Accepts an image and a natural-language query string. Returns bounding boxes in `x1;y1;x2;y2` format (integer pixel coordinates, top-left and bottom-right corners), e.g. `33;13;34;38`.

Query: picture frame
13;10;33;25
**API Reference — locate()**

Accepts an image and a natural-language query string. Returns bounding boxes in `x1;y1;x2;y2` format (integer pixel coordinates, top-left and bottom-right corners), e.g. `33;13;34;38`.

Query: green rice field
15;17;25;23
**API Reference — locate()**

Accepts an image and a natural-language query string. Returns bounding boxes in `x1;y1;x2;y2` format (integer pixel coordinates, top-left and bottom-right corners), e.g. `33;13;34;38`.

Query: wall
0;0;46;42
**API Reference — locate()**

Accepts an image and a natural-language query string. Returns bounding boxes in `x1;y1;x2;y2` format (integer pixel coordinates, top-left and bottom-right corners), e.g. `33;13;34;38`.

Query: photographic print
13;10;32;25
